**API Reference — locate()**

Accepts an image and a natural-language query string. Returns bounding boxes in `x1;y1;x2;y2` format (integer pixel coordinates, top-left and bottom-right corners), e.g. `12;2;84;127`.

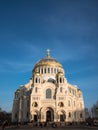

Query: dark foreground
0;125;98;130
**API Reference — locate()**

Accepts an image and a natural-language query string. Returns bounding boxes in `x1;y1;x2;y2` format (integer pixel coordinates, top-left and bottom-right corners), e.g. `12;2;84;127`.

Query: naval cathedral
12;50;85;124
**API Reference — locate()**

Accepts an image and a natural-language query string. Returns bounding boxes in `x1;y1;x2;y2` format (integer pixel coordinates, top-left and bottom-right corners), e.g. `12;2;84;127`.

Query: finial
47;49;50;58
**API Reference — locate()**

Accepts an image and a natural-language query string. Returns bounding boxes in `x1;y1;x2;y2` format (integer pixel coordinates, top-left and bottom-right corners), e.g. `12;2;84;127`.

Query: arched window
60;77;62;83
44;68;46;73
80;113;83;118
74;112;76;119
35;77;38;83
69;112;71;118
54;68;56;73
48;68;50;73
41;68;43;74
60;87;62;92
51;68;53;73
46;89;52;99
39;67;41;73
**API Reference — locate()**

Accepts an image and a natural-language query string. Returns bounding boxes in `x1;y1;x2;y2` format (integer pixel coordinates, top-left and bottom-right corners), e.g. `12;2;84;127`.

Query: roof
34;49;63;69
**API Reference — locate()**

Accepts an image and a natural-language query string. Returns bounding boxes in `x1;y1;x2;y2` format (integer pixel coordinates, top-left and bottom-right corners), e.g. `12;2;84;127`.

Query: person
2;120;8;130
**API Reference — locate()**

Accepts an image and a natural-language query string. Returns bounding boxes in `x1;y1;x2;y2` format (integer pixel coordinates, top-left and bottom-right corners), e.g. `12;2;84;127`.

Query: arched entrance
31;111;38;122
58;111;66;122
34;115;37;122
46;108;54;122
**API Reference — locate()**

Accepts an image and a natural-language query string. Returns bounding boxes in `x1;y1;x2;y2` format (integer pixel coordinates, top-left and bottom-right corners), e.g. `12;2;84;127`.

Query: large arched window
46;89;52;99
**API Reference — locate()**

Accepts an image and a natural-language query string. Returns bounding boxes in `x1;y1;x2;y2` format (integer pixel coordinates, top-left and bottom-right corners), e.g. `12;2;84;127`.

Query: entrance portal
58;111;66;122
34;115;37;122
46;108;54;122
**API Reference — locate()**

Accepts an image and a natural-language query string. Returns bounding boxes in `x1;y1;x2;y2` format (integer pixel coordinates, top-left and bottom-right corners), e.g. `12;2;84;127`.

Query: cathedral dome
34;49;63;69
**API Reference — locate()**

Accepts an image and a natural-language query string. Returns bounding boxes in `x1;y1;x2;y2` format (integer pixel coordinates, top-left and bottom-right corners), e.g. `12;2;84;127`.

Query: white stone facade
12;50;85;124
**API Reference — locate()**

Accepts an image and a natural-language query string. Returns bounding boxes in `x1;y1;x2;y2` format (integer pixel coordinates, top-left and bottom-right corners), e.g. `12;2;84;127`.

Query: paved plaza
0;125;98;130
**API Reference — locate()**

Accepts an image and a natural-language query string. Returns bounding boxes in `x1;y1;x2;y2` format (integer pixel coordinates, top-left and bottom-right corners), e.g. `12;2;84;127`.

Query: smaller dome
34;72;40;76
57;72;64;76
15;89;20;94
34;70;40;76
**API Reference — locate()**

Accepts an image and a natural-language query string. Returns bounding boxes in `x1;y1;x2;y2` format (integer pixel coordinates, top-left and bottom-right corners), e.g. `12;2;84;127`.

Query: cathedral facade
12;50;85;124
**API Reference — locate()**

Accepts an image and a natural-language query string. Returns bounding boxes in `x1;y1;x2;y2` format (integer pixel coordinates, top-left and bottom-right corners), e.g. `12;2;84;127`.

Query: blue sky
0;0;98;112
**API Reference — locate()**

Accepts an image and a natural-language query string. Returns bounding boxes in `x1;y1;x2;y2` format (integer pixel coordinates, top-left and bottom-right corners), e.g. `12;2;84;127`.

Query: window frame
46;88;52;99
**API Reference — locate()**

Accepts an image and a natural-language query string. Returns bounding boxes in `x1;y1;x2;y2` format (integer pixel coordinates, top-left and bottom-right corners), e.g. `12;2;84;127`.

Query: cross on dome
47;49;50;58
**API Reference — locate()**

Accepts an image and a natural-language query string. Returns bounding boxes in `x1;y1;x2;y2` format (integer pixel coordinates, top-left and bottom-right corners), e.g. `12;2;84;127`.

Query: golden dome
34;71;40;76
34;49;63;69
56;72;64;76
35;57;62;68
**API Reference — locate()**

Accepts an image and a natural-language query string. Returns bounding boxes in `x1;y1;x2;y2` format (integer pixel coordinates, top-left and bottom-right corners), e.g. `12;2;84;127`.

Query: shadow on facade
12;108;86;127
